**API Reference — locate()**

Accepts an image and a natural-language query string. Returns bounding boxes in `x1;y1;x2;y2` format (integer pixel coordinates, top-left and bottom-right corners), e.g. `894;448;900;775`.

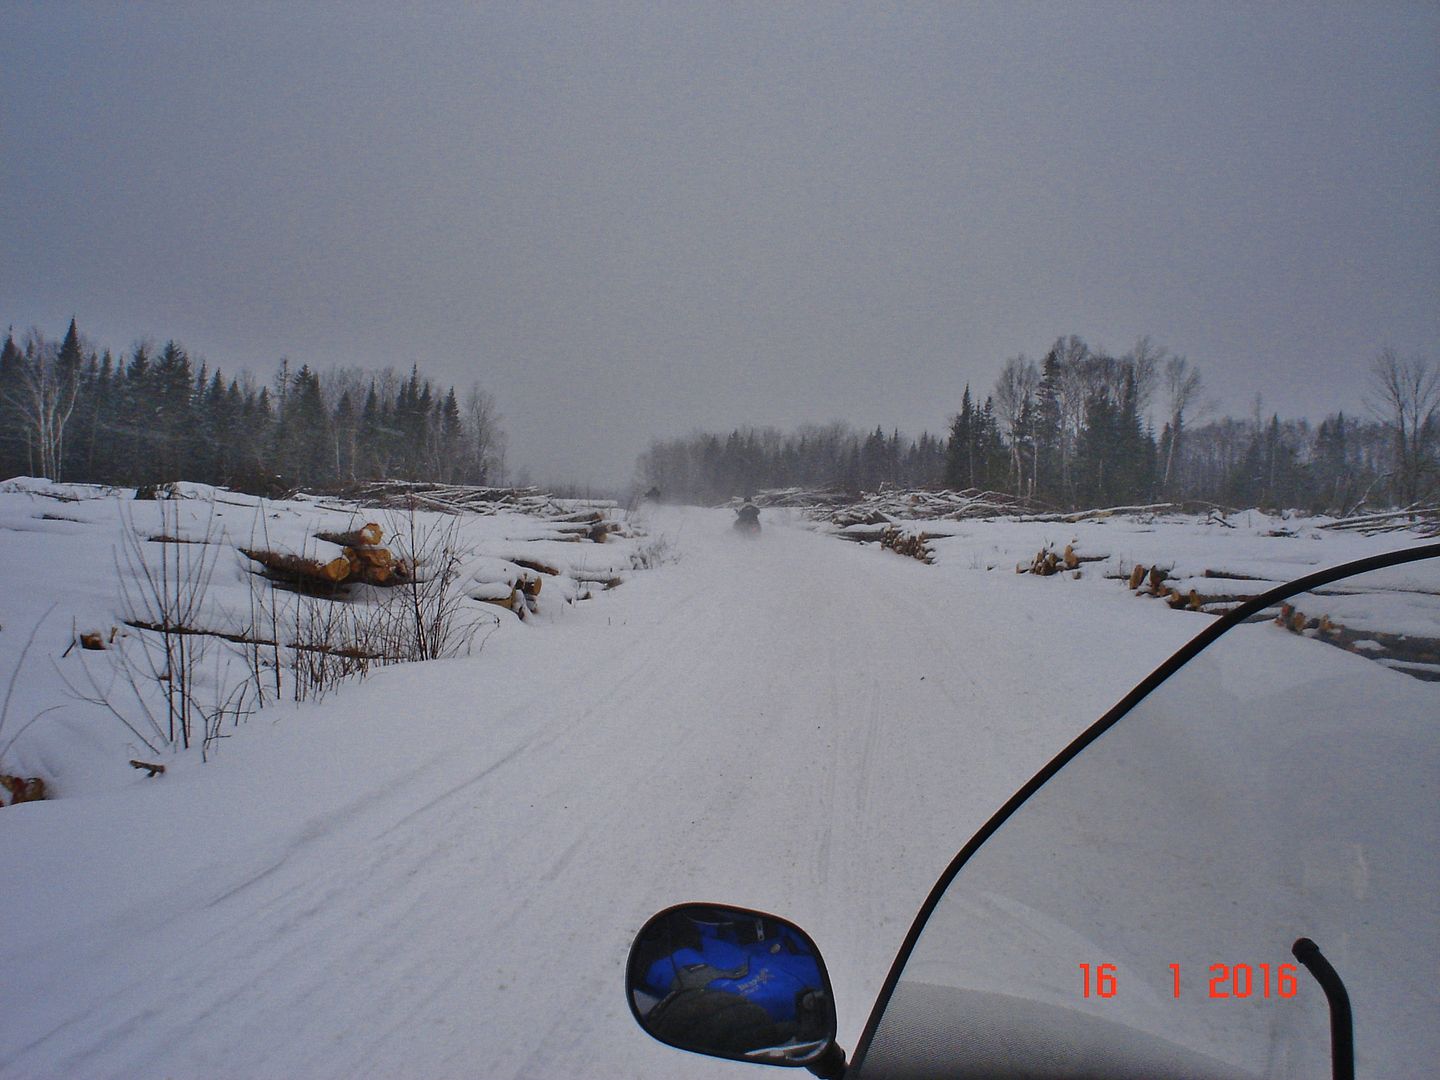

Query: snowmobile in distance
734;502;761;537
626;542;1440;1078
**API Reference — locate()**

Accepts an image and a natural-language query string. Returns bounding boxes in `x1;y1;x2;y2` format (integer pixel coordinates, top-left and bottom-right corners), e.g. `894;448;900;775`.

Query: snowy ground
0;489;1435;1078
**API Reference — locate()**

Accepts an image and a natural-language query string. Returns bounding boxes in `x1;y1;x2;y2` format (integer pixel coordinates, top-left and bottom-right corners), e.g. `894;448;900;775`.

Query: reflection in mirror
627;904;837;1066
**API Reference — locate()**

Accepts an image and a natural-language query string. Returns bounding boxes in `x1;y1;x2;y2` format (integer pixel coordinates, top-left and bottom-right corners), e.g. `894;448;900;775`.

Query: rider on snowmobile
735;499;761;533
633;909;827;1056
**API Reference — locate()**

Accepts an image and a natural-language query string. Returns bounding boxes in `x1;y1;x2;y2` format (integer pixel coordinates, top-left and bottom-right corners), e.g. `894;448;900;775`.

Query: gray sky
4;2;1437;489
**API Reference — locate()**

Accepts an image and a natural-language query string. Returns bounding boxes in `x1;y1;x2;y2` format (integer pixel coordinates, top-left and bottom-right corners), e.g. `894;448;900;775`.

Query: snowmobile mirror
627;903;844;1075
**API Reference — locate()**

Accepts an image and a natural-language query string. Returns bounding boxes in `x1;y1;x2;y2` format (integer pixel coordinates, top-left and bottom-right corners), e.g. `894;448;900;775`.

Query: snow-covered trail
1;507;1199;1079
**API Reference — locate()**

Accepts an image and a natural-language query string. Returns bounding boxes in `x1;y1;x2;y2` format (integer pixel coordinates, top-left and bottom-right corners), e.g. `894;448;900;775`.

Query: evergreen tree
358;382;384;479
0;330;24;477
86;350;116;482
437;387;463;482
944;387;974;489
333;389;358;482
1033;348;1065;501
1312;413;1351;513
151;341;195;481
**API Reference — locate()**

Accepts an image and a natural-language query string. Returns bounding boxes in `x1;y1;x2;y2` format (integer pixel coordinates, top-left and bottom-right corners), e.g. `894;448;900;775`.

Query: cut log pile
1319;504;1440;538
337;480;566;517
880;526;935;564
545;510;618;543
749;487;857;510
1015;502;1180;524
470;575;544;618
1273;603;1440;681
1113;561;1269;613
0;774;47;807
761;484;1439;542
242;521;410;591
1017;543;1105;578
812;488;1044;528
746;485;1193;529
1111;561;1440;681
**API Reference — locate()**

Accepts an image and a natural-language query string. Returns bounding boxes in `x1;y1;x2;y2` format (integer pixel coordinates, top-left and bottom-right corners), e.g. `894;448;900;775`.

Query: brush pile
816;488;1042;527
1319;504;1440;538
334;481;564;517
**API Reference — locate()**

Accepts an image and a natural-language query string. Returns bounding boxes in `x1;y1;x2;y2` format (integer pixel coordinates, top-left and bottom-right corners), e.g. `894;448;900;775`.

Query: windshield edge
848;539;1440;1074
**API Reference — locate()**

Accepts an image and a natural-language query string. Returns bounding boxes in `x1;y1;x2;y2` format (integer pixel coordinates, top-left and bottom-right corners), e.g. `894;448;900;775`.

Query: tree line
0;319;505;492
639;335;1439;512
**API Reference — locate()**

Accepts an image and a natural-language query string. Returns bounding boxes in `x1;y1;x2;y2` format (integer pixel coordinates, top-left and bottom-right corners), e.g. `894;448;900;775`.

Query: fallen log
510;557;561;577
124;619;391;660
1320;504;1439;531
315;522;383;548
241;547;353;584
1202;568;1273;581
129;759;166;777
471;584;538;617
1020;502;1178;524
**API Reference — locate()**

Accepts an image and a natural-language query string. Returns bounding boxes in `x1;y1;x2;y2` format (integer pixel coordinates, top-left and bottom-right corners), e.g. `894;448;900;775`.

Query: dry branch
124;619;390;660
1320;504;1440;537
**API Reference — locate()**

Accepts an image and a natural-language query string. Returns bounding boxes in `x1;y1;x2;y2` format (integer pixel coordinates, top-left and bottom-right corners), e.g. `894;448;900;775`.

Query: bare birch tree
1367;347;1440;504
1124;335;1165;419
463;384;506;484
994;354;1038;494
1162;355;1202;493
1;331;79;480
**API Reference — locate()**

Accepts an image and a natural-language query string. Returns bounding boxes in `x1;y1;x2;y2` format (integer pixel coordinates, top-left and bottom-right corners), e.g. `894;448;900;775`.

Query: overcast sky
4;3;1437;489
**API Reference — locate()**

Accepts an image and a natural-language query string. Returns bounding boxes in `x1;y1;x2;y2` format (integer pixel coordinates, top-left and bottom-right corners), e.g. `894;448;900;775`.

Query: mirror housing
627;903;844;1073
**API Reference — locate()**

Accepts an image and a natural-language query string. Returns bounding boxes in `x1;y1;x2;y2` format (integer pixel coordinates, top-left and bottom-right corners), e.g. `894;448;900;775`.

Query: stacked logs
547;510;614;543
880;526;935;564
340;480;559;516
242;522;410;591
1319;504;1440;539
1018;543;1105;578
826;488;1041;528
1120;564;1285;614
472;574;544;618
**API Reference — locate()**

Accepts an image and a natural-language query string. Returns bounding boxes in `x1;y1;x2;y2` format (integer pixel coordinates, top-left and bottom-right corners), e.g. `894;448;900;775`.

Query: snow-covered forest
7;320;1438;516
640;336;1439;513
0;320;505;492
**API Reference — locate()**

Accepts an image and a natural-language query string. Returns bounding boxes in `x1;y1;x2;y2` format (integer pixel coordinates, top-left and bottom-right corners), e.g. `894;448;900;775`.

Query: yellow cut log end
321;556;353;582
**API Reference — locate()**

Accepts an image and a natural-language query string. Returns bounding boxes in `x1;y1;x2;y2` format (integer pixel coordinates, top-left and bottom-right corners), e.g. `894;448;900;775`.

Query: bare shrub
630;533;675;570
114;499;223;750
60;499;255;761
242;508;492;704
377;508;488;662
287;594;389;703
0;606;67;773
